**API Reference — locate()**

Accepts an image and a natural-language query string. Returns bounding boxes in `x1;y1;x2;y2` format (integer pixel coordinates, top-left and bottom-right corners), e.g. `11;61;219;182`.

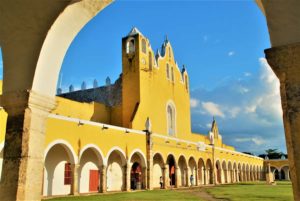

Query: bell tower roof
127;27;143;37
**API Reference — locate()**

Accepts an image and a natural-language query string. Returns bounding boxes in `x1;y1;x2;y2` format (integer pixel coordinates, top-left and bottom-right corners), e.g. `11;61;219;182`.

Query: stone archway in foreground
0;1;112;201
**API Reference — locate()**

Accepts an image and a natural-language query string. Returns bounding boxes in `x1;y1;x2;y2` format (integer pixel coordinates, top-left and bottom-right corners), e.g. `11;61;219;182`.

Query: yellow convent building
0;28;264;197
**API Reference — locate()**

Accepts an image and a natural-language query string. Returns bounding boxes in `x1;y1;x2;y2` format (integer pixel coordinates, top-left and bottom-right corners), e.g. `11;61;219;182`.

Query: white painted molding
78;143;105;165
105;146;127;166
128;148;147;168
48;114;146;135
44;139;78;164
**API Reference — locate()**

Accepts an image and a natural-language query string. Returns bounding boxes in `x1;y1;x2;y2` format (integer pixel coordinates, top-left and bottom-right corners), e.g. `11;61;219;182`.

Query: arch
79;144;105;165
78;145;104;193
105;146;127;166
126;37;135;54
237;163;242;182
106;147;127;191
141;38;147;54
171;66;174;82
206;159;213;184
166;100;176;137
228;161;233;183
242;163;246;182
153;152;165;188
280;166;290;180
43;143;77;196
128;149;147;190
271;166;280;181
44;139;77;164
166;63;170;79
178;155;188;187
32;1;112;97
166;154;177;187
246;164;250;181
198;158;206;185
148;51;153;70
249;165;253;181
188;156;197;186
128;149;147;168
215;160;222;184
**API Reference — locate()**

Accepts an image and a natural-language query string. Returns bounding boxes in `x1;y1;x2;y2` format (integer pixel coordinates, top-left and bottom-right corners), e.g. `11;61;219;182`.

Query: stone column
71;164;79;195
163;164;168;189
174;167;179;188
185;168;189;187
0;91;56;201
100;165;107;193
265;43;300;199
195;168;199;186
203;168;206;185
124;164;129;191
142;167;147;189
266;163;274;184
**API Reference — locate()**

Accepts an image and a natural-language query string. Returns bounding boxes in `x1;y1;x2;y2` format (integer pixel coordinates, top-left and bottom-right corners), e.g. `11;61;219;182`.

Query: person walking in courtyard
160;176;163;189
190;174;194;186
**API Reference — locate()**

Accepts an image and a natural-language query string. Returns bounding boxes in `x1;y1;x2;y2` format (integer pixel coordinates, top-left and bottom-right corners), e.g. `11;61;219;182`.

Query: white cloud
206;123;212;128
228;107;241;118
228;51;235;56
244;72;252;77
190;98;199;108
190;57;285;154
245;105;257;113
201;101;225;118
235;137;266;146
237;85;249;94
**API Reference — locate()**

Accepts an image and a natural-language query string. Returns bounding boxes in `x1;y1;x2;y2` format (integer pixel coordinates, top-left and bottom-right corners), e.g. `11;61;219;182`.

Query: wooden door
89;170;99;192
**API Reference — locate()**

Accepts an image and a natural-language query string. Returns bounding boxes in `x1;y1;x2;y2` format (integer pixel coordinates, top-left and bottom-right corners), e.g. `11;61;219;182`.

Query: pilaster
265;43;300;200
100;165;107;193
71;164;80;195
0;90;56;201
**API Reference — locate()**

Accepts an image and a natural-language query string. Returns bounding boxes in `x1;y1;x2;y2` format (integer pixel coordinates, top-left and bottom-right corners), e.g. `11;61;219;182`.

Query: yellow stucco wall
0;81;8;144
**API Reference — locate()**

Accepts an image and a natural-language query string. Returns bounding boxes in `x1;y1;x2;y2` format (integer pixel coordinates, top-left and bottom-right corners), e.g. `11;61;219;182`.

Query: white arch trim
44;139;78;164
128;149;147;168
0;142;4;152
178;154;188;164
32;1;112;96
166;100;177;137
78;143;105;165
105;146;127;166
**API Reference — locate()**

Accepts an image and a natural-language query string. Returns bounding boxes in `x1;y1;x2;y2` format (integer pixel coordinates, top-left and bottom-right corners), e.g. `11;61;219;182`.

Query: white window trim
166;100;177;137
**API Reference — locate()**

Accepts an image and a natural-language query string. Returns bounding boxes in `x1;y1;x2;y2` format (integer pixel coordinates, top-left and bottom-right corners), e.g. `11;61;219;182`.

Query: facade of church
0;28;265;197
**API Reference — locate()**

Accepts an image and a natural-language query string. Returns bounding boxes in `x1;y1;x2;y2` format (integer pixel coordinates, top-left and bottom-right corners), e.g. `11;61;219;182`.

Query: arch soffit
78;143;105;165
166;153;177;166
32;1;112;97
106;146;127;166
128;148;147;167
0;142;4;153
44;139;78;164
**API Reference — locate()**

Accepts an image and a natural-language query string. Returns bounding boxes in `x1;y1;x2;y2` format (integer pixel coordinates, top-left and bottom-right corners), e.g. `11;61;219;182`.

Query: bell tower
122;27;146;128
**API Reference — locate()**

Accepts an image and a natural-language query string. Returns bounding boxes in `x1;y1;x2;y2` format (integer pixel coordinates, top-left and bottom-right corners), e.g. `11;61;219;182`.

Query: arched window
166;64;170;79
142;39;147;54
126;38;135;54
171;66;174;82
167;103;176;136
169;47;171;59
149;52;152;70
185;75;188;91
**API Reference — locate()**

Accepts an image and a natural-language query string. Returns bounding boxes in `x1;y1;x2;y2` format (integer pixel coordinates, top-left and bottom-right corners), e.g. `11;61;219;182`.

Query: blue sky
0;1;286;154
